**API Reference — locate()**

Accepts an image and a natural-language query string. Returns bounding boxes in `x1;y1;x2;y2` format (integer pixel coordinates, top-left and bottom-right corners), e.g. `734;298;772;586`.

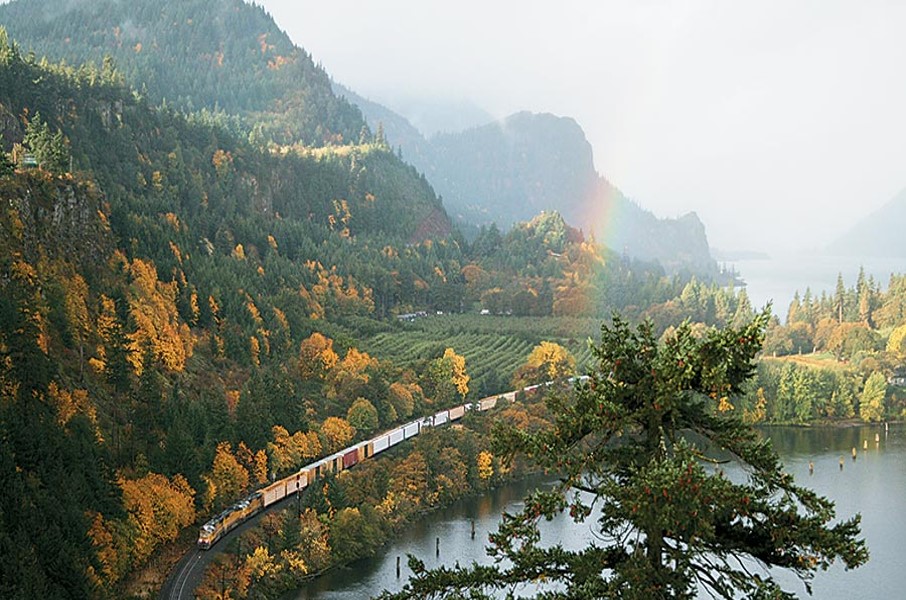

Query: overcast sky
270;3;904;253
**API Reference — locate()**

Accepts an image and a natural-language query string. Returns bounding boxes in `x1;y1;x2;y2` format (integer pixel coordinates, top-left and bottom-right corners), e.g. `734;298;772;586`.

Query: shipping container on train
196;376;580;549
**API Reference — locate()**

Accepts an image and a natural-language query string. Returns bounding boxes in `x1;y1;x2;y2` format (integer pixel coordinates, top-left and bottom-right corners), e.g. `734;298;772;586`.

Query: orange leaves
477;451;494;481
202;441;249;512
320;417;355;454
267;425;321;474
119;472;196;564
124;257;192;374
298;332;338;379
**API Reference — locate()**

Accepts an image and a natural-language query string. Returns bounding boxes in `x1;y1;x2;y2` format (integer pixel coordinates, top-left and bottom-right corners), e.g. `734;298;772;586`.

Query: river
729;254;904;321
293;424;905;599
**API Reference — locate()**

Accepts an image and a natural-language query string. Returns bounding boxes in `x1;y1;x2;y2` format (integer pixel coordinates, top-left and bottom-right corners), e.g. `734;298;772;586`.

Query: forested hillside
0;28;743;597
5;2;901;598
0;0;364;145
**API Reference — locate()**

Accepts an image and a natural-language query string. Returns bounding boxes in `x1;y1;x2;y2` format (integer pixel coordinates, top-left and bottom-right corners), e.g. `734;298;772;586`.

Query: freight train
197;377;588;549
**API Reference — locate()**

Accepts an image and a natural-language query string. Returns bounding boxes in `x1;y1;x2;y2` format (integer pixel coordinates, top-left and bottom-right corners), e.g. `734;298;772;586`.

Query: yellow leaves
211;149;233;176
120;472;196;564
280;549;309;576
320;417;355;454
86;512;120;586
249;336;260;366
47;382;98;432
477;451;494;481
443;347;470;398
246;546;282;580
887;323;906;358
527;341;576;380
267;234;278;251
163;212;180;231
125;258;192;374
298;332;339;379
168;241;182;264
202;441;249;512
232;243;246;260
718;396;735;413
236;442;269;486
268;426;321;473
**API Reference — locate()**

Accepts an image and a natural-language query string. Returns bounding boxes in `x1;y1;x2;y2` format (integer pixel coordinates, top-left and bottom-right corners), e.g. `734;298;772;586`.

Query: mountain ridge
336;93;718;274
827;187;906;258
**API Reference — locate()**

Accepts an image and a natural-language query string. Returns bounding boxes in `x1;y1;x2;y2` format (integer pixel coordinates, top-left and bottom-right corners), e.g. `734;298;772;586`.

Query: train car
309;458;328;480
373;434;391;455
300;463;317;487
433;410;449;426
329;452;345;474
388;427;405;447
199;375;583;551
262;479;287;507
283;471;307;498
343;447;360;468
403;420;420;439
479;396;498;411
197;518;222;549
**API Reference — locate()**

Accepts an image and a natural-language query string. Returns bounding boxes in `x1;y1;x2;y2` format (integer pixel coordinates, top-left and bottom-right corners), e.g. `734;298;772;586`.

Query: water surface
294;424;905;599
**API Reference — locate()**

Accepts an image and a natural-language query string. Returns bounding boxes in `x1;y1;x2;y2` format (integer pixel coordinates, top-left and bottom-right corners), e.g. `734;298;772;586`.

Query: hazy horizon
256;0;906;256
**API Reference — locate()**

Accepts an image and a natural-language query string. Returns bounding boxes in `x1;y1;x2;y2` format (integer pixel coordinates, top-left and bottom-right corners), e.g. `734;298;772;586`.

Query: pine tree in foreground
380;311;867;599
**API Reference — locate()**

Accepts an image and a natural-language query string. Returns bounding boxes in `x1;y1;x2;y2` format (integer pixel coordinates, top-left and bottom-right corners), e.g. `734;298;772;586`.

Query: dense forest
0;28;737;598
0;0;364;146
0;1;904;598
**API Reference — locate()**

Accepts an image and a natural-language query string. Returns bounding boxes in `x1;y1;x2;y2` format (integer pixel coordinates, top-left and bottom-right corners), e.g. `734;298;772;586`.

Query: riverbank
291;424;906;600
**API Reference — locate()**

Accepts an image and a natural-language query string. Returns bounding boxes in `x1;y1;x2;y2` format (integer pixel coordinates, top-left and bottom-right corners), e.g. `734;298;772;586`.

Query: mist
256;0;906;255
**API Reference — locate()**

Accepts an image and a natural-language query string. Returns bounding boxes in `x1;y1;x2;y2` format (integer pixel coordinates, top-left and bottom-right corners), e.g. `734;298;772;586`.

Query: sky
254;0;906;255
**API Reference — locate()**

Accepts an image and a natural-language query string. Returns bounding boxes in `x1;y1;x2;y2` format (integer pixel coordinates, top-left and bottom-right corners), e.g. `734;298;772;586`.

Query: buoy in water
863;440;868;450
852;447;857;460
809;461;814;475
839;457;845;470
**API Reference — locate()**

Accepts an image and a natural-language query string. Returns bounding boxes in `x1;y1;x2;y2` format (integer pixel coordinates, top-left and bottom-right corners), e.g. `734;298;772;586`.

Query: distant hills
337;92;718;273
1;0;717;274
827;187;906;257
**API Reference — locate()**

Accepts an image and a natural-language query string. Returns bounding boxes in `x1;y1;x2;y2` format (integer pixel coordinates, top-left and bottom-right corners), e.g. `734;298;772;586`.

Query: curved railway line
159;377;586;599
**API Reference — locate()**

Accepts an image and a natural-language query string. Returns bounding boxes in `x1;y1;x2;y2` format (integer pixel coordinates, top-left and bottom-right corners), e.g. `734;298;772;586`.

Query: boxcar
403;421;420;439
479;396;498;411
433;410;449;426
449;405;466;421
343;447;359;468
388;427;405;446
373;434;391;455
262;480;287;507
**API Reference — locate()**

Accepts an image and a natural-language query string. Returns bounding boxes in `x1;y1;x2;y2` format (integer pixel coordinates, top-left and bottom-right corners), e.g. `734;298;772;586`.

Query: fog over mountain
260;0;906;255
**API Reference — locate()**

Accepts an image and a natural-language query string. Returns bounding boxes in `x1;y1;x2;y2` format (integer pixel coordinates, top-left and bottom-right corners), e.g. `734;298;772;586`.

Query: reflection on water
294;424;905;599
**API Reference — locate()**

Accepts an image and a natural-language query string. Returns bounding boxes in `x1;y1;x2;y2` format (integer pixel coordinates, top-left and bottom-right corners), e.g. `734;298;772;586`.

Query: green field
361;314;600;397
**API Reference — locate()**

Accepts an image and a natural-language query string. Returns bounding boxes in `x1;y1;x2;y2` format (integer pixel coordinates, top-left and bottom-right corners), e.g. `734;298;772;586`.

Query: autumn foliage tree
424;347;469;406
203;441;250;512
298;332;339;379
385;312;867;599
511;340;576;388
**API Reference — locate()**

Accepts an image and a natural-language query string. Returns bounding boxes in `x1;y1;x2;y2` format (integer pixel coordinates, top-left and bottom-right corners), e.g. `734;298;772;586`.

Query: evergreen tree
0;150;13;177
383;313;867;599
